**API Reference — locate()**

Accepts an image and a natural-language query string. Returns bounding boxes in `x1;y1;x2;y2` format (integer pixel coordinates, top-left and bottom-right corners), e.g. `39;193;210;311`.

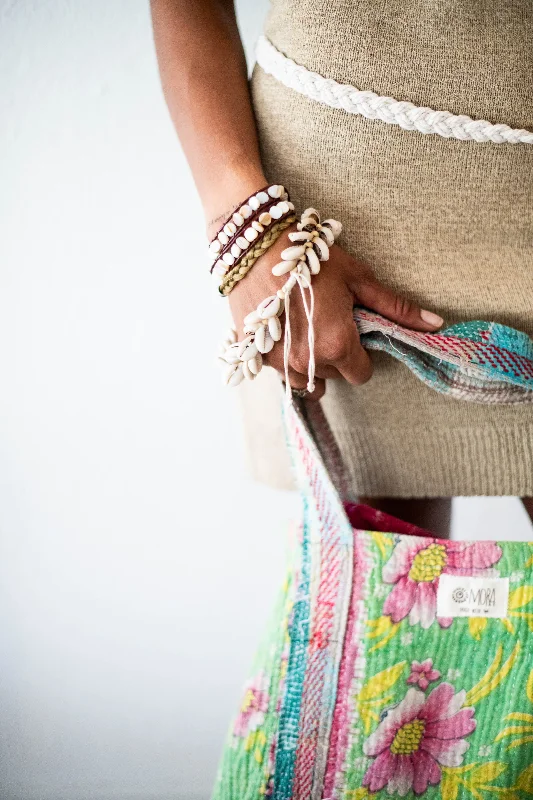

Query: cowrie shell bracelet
218;208;342;398
208;184;294;287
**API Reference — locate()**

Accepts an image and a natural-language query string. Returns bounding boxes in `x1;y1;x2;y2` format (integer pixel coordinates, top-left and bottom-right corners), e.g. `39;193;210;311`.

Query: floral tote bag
212;309;533;800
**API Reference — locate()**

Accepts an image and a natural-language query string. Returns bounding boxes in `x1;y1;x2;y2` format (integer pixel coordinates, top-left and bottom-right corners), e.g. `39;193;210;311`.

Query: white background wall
1;2;531;799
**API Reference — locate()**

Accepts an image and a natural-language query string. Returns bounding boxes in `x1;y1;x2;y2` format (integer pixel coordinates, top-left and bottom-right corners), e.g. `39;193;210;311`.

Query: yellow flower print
468;585;533;641
495;668;533;751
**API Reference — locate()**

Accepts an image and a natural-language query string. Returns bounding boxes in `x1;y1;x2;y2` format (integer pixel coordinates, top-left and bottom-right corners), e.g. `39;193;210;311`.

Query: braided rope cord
256;36;533;145
219;214;296;296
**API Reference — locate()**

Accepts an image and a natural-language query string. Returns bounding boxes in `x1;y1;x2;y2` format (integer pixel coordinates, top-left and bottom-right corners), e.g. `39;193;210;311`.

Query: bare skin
150;0;533;536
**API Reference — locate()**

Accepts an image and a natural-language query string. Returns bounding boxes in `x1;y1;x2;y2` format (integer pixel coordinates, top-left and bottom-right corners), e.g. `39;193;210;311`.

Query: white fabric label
437;574;509;619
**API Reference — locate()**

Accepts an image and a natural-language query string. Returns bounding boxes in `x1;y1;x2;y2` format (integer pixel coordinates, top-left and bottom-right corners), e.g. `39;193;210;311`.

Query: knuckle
319;329;350;364
292;354;310;374
394;295;414;319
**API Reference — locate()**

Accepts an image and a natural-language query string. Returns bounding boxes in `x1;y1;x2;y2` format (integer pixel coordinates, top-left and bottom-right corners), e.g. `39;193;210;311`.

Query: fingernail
420;309;444;327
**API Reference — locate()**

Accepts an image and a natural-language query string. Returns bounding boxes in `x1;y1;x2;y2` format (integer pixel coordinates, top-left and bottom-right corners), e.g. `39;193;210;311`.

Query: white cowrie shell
232;212;244;226
287;200;294;210
224;222;236;236
241;360;256;380
224;342;242;364
249;196;260;211
238;338;259;361
212;261;227;277
244;309;262;326
218;231;229;245
297;262;311;283
226;364;244;387
318;225;335;246
252;220;264;233
222;252;235;266
248;352;262;375
258;212;272;225
239;204;252;219
227;328;237;344
256;191;269;204
230;243;241;258
269;204;283;219
262;330;275;353
244;227;258;242
257;295;281;319
272;259;298;277
236;236;248;249
268;315;282;342
243;325;259;336
281;244;306;261
306;247;321;275
237;336;252;353
288;231;312;242
277;201;290;215
302;207;320;222
313;237;329;261
267;184;283;198
322;218;342;238
243;356;255;377
209;239;222;253
254;325;266;353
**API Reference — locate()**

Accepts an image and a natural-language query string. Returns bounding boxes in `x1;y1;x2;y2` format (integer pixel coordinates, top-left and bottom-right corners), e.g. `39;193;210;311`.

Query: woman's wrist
203;164;268;240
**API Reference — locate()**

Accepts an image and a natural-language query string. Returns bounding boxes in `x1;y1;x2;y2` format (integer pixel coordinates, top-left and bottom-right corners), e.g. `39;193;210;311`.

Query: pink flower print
382;539;502;629
233;671;269;738
363;682;476;796
407;660;440;691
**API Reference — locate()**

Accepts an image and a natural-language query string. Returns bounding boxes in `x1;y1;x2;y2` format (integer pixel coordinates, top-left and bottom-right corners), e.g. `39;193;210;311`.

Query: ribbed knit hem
332;423;533;499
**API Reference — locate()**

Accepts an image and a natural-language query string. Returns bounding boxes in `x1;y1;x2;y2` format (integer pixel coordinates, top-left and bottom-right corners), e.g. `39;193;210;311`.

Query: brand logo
451;586;496;607
451;587;468;604
437;574;509;619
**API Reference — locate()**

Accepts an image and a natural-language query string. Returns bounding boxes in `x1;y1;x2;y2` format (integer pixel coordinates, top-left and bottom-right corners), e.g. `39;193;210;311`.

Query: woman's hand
229;222;443;400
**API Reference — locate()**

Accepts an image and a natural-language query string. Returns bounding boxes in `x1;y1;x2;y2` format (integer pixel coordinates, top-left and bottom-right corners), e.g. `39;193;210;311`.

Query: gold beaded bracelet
219;215;296;296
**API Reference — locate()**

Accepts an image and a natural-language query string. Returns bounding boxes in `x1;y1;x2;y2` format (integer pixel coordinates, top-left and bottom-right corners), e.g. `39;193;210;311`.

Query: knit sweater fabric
238;0;533;498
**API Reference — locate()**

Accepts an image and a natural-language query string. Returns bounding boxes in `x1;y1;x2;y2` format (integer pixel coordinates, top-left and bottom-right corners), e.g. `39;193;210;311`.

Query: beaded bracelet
218;208;342;395
208;183;288;257
211;204;294;287
219;214;296;296
208;186;291;279
211;199;294;278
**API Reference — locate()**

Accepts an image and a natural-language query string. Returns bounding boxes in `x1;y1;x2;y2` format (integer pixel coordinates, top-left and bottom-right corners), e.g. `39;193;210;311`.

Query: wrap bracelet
210;199;294;281
218;214;296;296
208;183;288;257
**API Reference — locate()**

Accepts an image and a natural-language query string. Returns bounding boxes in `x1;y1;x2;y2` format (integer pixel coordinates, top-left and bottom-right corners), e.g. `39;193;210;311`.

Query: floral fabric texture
212;398;533;800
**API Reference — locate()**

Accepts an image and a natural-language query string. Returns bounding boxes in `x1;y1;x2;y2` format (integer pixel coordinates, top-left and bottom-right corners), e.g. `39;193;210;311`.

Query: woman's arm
150;0;444;397
150;0;266;237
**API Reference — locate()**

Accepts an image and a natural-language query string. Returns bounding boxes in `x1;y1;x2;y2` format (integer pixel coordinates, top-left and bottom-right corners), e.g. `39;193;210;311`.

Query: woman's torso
263;0;533;131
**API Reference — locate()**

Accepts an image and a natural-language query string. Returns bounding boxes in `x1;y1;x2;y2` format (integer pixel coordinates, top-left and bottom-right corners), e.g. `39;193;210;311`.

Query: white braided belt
256;35;533;145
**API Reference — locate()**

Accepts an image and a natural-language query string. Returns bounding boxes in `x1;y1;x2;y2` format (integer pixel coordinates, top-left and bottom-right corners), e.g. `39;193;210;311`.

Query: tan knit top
237;0;533;499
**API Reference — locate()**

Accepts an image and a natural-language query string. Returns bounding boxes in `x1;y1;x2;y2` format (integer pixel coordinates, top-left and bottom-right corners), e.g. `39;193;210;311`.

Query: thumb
355;277;443;331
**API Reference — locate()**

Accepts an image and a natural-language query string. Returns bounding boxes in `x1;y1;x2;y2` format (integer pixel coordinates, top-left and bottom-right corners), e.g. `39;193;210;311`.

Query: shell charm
217;208;342;386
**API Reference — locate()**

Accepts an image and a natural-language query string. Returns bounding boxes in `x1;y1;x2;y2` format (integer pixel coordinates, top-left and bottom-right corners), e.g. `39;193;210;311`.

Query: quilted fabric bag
212;310;533;800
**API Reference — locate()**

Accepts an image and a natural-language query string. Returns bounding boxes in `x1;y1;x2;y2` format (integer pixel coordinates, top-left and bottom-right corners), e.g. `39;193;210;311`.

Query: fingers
355;277;444;331
266;308;369;391
334;327;374;385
